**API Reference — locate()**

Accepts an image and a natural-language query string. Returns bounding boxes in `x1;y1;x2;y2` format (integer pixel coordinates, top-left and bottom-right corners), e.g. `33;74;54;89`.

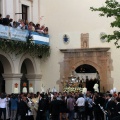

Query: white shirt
0;98;7;108
76;97;85;106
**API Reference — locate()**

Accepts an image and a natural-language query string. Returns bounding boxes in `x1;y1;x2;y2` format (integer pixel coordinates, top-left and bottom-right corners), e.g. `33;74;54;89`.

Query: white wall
0;0;2;14
39;0;120;92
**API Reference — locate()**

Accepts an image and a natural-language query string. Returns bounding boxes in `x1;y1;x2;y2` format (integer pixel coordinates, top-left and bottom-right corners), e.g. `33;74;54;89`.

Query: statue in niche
81;33;89;48
93;83;99;92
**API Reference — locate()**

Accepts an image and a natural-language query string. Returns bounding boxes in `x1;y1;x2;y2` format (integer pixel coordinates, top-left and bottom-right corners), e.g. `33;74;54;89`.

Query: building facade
0;0;120;93
0;0;42;94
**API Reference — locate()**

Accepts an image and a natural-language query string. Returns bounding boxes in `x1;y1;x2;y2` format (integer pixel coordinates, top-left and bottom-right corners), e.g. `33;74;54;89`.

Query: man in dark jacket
2;15;10;26
50;96;60;120
18;95;30;120
36;94;46;120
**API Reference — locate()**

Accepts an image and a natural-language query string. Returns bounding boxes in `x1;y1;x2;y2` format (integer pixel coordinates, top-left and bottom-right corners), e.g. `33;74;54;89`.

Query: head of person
6;15;10;19
22;94;27;102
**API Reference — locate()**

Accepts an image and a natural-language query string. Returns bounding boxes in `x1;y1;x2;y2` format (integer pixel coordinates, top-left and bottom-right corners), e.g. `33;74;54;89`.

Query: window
22;4;28;21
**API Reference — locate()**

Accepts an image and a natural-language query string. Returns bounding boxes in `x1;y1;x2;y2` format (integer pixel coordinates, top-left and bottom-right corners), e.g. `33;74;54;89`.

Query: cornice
60;47;110;53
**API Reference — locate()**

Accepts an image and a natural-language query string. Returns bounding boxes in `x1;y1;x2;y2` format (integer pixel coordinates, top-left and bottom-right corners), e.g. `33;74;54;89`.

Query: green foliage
90;0;120;48
0;38;50;58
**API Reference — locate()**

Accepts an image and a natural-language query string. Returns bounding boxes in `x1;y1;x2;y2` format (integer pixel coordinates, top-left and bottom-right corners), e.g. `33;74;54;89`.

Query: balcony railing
0;25;50;58
0;24;49;45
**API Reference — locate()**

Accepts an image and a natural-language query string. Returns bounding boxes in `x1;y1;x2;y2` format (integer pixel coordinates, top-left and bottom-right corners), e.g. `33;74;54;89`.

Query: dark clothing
0;19;3;24
18;100;30;120
0;108;6;120
36;98;47;120
116;102;120;116
2;18;10;26
59;100;67;113
107;101;116;119
50;99;60;120
93;97;105;120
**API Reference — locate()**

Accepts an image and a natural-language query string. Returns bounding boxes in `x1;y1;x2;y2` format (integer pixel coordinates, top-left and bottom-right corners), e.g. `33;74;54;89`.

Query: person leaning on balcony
35;23;41;32
44;27;48;35
28;22;35;31
17;19;25;30
0;14;3;24
2;15;10;26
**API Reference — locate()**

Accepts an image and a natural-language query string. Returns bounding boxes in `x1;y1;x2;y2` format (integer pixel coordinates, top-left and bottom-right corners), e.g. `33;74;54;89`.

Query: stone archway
20;58;35;93
0;54;13;93
60;48;113;92
75;64;100;92
19;54;42;93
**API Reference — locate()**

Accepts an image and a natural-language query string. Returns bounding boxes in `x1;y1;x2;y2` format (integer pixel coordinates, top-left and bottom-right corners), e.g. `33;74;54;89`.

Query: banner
0;25;9;39
30;32;49;45
10;27;29;42
0;25;49;45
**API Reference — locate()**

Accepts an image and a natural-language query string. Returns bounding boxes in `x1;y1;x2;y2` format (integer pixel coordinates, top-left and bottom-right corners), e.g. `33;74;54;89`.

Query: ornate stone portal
59;33;113;92
60;48;113;92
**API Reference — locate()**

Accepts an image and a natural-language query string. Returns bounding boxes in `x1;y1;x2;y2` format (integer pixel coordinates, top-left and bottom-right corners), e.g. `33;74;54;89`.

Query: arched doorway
0;54;13;93
0;61;5;93
75;64;100;92
60;47;112;92
20;61;29;93
20;58;35;93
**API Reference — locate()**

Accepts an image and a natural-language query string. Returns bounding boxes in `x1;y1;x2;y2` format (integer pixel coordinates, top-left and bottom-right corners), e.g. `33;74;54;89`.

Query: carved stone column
26;74;42;93
3;74;22;94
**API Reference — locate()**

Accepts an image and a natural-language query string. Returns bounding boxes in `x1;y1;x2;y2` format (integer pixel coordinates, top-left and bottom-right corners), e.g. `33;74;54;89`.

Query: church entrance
60;47;113;92
75;64;100;92
0;61;5;93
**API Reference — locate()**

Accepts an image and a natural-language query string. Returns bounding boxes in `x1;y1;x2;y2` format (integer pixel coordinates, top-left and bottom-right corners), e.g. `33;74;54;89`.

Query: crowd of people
0;14;48;35
0;90;120;120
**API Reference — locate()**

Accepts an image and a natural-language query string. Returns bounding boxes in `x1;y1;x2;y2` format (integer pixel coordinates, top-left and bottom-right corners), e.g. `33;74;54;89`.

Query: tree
90;0;120;48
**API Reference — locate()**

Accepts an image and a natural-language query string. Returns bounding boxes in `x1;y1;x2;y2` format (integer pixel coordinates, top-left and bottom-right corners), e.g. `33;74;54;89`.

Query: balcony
0;24;50;58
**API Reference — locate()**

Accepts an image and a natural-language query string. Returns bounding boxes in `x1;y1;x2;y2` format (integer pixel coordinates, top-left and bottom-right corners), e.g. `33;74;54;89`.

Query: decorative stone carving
81;33;89;48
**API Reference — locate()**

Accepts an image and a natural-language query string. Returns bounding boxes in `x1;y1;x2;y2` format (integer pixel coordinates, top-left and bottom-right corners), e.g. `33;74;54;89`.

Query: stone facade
60;48;113;92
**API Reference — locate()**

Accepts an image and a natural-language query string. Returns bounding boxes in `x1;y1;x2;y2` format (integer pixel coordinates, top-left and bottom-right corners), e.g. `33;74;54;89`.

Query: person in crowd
76;93;85;120
12;21;17;28
50;96;60;120
9;18;13;27
35;24;40;32
67;95;75;120
17;19;25;30
59;96;68;120
26;93;34;120
106;94;116;120
10;94;18;120
85;93;93;120
36;94;46;120
5;94;10;120
0;93;7;120
28;22;35;31
2;15;10;26
18;94;30;120
44;27;48;35
115;97;120;116
16;19;22;27
44;94;50;120
0;14;3;24
39;25;45;34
